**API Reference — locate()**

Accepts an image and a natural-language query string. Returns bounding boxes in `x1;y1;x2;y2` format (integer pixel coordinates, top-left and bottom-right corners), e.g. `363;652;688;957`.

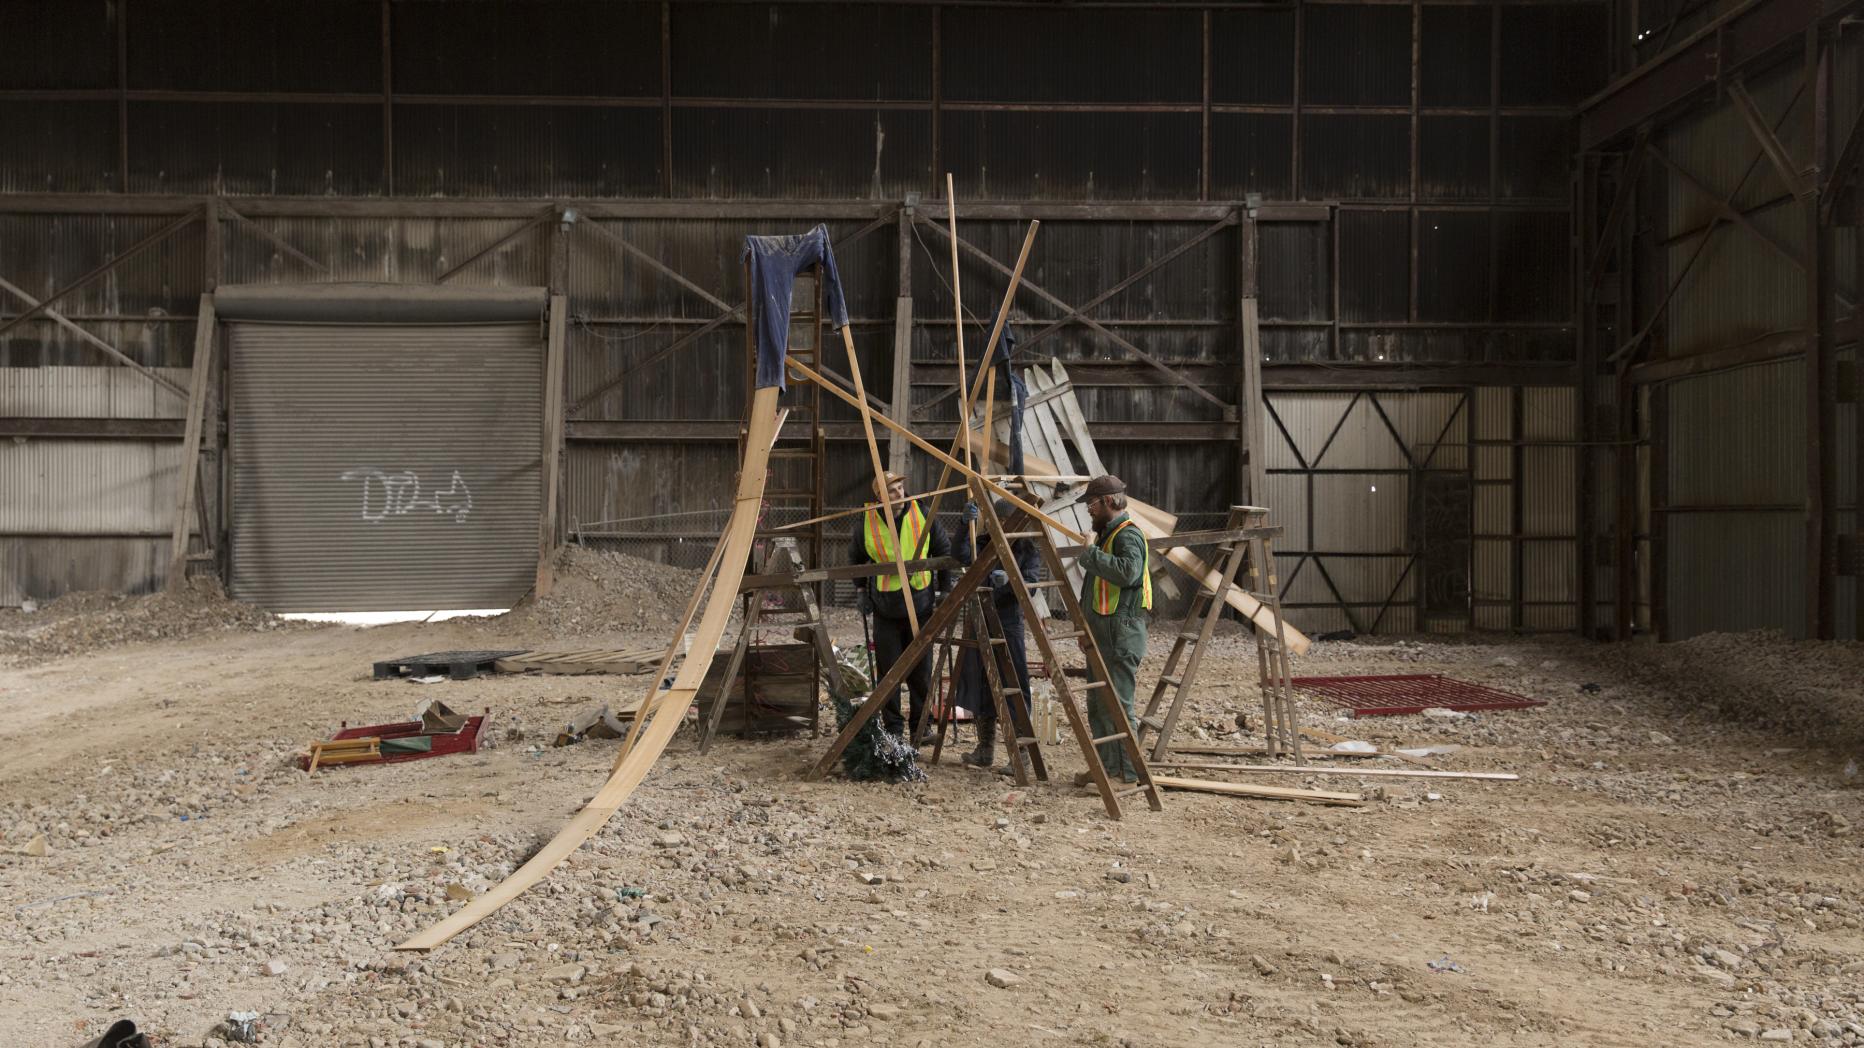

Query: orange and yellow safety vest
1091;518;1152;614
863;501;932;591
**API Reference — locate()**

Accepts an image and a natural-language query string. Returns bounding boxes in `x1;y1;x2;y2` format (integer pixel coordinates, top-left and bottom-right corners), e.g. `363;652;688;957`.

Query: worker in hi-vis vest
1073;474;1151;784
850;470;953;742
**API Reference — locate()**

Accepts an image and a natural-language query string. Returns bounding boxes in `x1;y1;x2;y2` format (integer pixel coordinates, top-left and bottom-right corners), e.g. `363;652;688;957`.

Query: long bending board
396;385;782;952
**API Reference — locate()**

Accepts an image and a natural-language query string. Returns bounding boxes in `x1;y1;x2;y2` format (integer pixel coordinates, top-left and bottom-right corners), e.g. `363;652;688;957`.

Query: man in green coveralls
1073;474;1151;785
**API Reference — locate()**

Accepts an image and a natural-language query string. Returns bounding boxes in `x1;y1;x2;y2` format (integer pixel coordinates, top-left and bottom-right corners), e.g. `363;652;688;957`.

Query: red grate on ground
297;715;485;770
1290;675;1546;717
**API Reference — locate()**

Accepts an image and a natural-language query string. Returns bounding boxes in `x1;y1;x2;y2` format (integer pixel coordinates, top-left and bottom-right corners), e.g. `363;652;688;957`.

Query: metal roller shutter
229;322;543;612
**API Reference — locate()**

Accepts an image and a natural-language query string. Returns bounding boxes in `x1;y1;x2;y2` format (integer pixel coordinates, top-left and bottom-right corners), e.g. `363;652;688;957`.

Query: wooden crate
694;642;819;737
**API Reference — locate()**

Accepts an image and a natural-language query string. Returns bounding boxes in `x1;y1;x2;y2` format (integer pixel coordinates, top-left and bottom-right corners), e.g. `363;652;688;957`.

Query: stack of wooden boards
493;646;666;676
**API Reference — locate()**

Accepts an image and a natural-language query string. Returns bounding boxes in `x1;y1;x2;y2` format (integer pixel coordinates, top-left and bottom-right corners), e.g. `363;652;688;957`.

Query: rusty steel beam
1578;0;1836;150
1728;77;1814;198
916;212;1234;416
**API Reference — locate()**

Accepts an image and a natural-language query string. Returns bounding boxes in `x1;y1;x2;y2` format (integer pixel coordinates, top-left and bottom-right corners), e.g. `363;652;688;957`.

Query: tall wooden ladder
697;537;836;753
1245;508;1303;762
744;262;827;580
971;483;1163;818
915;589;1049;787
807;481;1163;818
1135;505;1256;761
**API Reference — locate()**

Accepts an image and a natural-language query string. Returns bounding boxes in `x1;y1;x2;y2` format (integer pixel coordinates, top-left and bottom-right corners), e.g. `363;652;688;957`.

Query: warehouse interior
2;2;1863;1047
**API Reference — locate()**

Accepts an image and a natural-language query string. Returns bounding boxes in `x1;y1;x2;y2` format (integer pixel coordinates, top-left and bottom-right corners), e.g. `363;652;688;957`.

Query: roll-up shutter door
228;322;542;611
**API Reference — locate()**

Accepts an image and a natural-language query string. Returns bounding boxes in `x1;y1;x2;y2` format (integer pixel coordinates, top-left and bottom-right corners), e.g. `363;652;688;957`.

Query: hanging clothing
742;224;851;391
984;307;1027;475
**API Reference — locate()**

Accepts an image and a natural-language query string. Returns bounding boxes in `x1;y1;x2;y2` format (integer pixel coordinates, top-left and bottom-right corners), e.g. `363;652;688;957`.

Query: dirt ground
3;552;1863;1048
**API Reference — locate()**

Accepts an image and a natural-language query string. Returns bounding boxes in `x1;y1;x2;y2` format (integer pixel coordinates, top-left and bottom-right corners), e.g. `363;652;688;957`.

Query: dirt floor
3;552;1863;1048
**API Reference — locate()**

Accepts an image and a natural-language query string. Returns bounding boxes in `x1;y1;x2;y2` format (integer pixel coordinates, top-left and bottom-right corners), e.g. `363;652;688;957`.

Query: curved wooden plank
396;385;782;952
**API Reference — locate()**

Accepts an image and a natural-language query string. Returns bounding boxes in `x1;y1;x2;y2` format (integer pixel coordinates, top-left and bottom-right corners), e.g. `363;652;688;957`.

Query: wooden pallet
493;647;665;676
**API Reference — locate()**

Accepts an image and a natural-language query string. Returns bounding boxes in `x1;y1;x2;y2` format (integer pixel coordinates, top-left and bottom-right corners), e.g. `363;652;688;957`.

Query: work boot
962;720;997;768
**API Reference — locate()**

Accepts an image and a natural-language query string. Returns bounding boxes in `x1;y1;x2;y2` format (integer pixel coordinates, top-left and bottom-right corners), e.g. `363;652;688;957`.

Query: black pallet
373;649;529;681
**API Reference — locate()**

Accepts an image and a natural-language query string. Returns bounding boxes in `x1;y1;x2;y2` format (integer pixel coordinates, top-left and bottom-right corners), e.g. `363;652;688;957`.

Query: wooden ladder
971;482;1163;818
807;481;1163;818
697;537;836;753
915;588;1049;787
1245;507;1303;762
1136;505;1255;761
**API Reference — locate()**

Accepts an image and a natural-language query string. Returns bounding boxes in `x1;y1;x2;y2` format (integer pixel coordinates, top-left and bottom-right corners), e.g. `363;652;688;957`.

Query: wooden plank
1153;775;1364;806
786;358;1088;542
1154;762;1517;781
536;294;567;597
1165;743;1382;760
956;425;1312;653
1045;361;1108;477
838;323;919;635
0;274;192;400
165;294;216;592
1241;297;1267;505
397;384;782;952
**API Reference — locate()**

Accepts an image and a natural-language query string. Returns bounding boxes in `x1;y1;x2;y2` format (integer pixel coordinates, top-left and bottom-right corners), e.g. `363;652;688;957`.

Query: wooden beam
165;296;217;592
0;208;200;342
1628;330;1809;384
1019;214;1236;350
1154;762;1518;781
0;274;190;399
218;201;331;275
1152;775;1364;806
839;322;921;634
436;208;553;284
397;385;783;952
536;295;568;597
917;213;1234;417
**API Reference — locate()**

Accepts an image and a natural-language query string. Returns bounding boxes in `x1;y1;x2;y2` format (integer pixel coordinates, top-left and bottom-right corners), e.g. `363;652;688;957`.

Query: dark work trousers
872;613;933;737
956;613;1031;730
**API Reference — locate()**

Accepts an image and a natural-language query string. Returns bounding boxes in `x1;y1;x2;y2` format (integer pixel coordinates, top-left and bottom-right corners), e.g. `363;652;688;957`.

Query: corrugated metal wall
0;0;1605;631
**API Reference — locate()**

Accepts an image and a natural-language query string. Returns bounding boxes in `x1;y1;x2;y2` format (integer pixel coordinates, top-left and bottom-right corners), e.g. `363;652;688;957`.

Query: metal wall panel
228;322;542;611
1665;357;1810;638
1668;358;1806;507
0;366;191;418
0;537;167;607
1667;512;1806;639
0;440;180;534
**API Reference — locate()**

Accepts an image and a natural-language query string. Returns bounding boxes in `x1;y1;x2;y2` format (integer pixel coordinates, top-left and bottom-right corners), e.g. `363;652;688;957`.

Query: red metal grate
1290;675;1546;717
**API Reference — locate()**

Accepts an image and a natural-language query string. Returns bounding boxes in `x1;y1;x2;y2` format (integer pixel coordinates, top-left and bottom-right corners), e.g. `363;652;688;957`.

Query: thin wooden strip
396;385;781;953
1153;775;1363;806
1155;762;1516;781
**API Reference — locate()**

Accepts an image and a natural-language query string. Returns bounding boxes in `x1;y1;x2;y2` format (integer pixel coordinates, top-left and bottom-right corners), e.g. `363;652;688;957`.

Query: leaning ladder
971;483;1163;817
1136;505;1255;760
916;589;1049;787
807;480;1163;819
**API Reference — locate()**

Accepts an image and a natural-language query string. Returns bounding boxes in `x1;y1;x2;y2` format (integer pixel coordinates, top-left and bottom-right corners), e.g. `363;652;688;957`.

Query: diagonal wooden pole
841;324;921;635
786;357;1086;543
921;220;1040;531
946;175;970;505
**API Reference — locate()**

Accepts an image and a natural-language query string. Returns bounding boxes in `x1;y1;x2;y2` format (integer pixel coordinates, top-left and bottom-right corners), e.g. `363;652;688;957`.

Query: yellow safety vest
1091;518;1152;614
864;501;931;592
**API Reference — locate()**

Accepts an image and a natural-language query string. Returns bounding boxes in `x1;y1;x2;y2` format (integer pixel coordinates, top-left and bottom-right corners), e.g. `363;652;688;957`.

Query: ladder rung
999;687;1024;697
1139;715;1165;731
1158;675;1183;687
1046;630;1084;642
1090;733;1130;746
1176;630;1203;641
1003;531;1042;539
988;637;1010;646
1027;579;1067;590
1015;736;1040;747
1078;680;1111;691
1114;785;1150;799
